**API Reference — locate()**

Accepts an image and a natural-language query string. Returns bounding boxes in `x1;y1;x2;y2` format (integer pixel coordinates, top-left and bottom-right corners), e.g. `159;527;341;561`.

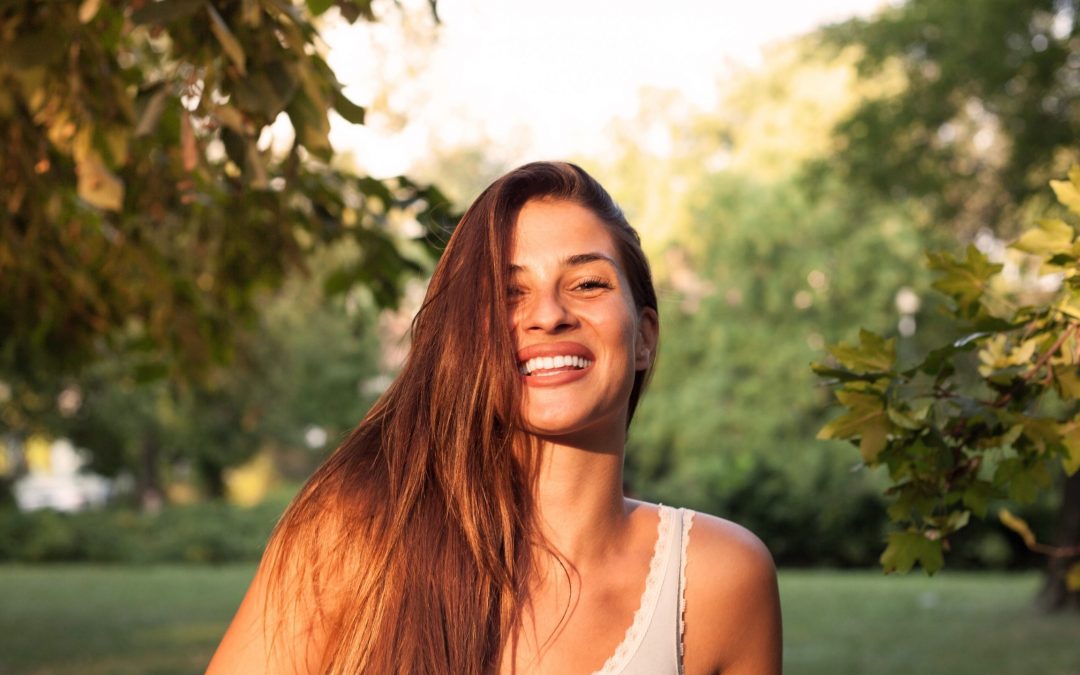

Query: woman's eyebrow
508;252;617;274
563;252;617;269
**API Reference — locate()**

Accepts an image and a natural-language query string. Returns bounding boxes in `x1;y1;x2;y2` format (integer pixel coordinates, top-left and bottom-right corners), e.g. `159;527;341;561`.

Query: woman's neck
532;431;630;564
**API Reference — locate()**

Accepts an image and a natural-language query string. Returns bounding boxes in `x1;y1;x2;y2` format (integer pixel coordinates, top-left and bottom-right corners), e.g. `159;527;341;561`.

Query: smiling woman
206;162;781;675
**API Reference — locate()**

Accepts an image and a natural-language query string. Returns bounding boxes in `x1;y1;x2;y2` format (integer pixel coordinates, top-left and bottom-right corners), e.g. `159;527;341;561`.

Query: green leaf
978;334;1038;377
1056;368;1080;399
811;363;883;382
231;66;298;119
938;509;970;534
207;4;247;75
928;246;1002;310
994;458;1051;503
886;403;929;430
287;89;332;161
337;0;376;23
1058;292;1080;321
1050;174;1080;215
998;509;1037;548
1066;562;1080;592
322;266;354;296
332;88;366;125
913;332;984;376
880;531;944;575
827;329;895;374
1020;416;1061;454
74;131;124;211
306;0;334;16
961;481;1000;519
134;362;170;383
1060;422;1080;476
859;421;889;463
221;128;247;169
1012;218;1075;256
818;387;891;462
969;316;1022;332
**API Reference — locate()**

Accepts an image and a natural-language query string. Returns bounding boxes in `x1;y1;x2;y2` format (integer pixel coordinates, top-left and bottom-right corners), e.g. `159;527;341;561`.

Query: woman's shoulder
681;509;782;675
684;510;774;583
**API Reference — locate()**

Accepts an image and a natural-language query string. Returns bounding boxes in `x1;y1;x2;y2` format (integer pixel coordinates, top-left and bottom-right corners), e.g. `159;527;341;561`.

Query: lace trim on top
591;504;673;675
677;510;695;675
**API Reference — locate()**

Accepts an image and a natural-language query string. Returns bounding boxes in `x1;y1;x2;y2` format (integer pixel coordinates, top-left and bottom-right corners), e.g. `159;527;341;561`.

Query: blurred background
2;0;1079;673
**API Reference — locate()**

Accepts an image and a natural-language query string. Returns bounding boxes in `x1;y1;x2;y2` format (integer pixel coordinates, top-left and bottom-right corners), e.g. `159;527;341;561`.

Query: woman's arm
683;513;783;675
206;551;330;675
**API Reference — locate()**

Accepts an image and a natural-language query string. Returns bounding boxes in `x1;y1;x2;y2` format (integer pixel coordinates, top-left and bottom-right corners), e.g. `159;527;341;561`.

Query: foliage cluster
0;0;453;502
0;0;452;432
621;162;932;548
620;168;1059;570
817;170;1080;586
817;0;1080;235
54;254;386;498
0;489;290;563
0;484;1051;568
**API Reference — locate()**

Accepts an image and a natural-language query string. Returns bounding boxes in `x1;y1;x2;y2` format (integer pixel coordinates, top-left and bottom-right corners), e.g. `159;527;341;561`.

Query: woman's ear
635;307;659;370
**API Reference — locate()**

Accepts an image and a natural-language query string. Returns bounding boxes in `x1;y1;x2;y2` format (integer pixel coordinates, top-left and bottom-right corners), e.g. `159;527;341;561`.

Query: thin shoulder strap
677;508;695;675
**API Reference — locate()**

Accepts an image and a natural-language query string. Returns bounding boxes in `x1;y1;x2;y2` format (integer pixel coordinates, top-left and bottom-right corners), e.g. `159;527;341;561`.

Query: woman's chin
520;409;624;444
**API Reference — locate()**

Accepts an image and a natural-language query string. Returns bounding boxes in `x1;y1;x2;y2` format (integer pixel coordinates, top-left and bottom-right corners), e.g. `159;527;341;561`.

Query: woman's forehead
510;199;620;267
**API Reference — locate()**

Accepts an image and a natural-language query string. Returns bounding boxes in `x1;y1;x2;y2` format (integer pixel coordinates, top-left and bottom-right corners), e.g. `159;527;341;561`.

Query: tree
813;0;1080;609
817;169;1080;609
0;0;452;426
597;43;954;566
817;0;1080;235
0;0;455;498
61;249;386;503
624;169;933;566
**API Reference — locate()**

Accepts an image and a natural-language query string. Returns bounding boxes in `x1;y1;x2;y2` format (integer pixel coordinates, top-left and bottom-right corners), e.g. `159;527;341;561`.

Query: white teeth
520;355;593;375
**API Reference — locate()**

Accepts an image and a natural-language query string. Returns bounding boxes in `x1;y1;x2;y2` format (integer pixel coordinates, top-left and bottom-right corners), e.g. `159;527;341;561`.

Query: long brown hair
264;162;658;673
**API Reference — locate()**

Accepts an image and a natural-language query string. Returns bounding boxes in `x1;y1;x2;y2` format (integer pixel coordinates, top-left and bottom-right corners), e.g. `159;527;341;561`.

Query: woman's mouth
515;342;596;385
518;354;593;376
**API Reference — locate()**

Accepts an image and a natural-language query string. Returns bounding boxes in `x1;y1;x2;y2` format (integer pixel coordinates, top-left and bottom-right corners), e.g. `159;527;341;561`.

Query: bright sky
323;0;887;176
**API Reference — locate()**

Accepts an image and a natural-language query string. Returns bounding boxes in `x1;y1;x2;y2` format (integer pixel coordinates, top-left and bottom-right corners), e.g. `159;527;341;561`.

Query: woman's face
509;198;658;444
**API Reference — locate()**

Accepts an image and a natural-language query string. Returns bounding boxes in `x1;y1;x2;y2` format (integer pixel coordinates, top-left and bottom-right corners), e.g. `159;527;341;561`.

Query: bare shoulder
686;512;776;593
207;482;361;674
682;511;782;675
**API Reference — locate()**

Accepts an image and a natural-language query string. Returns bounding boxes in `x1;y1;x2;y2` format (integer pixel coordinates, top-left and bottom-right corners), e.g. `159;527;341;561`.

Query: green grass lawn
0;566;1077;674
781;570;1080;675
0;565;254;675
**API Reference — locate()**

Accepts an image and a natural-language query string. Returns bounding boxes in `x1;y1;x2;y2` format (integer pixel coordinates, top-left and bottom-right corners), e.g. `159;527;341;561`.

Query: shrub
0;493;290;564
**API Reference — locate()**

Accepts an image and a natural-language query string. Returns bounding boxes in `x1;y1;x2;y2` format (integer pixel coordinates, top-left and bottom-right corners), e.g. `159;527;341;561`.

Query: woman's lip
521;362;591;387
515;341;596;363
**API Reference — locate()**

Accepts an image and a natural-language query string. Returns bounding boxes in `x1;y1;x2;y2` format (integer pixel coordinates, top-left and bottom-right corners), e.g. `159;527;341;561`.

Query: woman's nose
520;288;576;333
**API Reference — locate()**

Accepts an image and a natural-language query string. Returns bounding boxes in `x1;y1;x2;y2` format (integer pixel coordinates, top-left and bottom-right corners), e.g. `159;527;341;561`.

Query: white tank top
591;505;694;675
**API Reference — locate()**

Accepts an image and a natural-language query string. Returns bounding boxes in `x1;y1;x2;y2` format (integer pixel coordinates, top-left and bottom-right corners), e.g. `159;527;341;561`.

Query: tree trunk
138;434;164;514
198;457;227;500
1036;471;1080;612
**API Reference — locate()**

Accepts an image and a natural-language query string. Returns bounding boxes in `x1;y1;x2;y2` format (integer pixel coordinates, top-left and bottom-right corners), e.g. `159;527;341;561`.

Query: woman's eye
574;277;613;292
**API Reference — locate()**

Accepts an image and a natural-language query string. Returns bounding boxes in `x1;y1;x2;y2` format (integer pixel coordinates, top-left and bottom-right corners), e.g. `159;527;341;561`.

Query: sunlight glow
323;0;887;176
